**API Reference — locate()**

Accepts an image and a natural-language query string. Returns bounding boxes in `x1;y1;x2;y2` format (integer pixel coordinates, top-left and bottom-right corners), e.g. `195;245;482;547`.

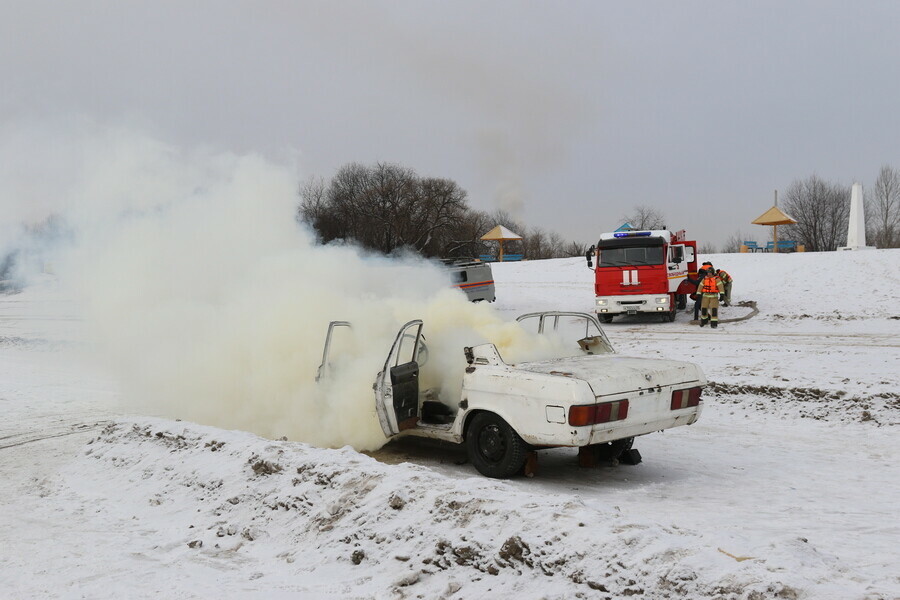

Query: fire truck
585;229;699;323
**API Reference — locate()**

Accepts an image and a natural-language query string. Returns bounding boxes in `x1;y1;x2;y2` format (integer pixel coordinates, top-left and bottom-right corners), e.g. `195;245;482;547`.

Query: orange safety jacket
701;276;720;294
717;269;733;283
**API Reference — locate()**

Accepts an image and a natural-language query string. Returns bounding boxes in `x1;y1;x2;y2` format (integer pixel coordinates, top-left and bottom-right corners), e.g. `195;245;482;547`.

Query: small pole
773;190;779;252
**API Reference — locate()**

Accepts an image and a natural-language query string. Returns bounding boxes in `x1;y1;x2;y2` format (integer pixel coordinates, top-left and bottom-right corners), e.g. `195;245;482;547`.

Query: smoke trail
3;120;568;450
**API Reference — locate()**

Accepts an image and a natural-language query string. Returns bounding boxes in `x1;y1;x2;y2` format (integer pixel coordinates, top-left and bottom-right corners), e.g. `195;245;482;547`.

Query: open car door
516;311;615;355
316;321;352;382
374;320;424;437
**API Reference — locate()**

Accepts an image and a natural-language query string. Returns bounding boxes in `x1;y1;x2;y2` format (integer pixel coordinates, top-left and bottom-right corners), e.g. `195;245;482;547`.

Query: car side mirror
585;245;595;268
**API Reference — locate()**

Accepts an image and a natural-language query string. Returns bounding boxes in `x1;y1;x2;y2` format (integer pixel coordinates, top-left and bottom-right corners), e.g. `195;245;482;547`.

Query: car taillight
568;400;629;426
671;386;702;410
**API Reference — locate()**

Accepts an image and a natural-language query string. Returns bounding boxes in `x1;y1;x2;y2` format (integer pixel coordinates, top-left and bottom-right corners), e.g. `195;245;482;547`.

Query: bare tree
298;163;469;257
721;230;749;253
401;177;469;256
443;209;493;259
620;205;666;230
299;163;373;246
866;165;900;248
697;243;718;255
546;231;567;258
297;176;327;229
780;175;850;251
299;163;580;261
565;241;588;257
524;227;548;260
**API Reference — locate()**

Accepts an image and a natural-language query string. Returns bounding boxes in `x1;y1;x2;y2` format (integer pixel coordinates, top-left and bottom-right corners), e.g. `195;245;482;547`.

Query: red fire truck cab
586;229;699;323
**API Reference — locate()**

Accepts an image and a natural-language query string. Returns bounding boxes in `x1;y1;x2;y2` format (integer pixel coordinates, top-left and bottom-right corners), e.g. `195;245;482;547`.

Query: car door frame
515;311;615;354
316;321;352;382
374;320;424;437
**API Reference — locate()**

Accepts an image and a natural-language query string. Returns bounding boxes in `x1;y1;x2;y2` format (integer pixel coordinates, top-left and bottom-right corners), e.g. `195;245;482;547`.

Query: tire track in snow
0;421;111;450
616;330;900;348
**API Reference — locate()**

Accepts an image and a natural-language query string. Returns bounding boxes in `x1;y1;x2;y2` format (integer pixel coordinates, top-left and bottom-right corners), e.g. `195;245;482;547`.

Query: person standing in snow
700;261;732;307
697;268;724;328
686;268;706;321
714;268;734;306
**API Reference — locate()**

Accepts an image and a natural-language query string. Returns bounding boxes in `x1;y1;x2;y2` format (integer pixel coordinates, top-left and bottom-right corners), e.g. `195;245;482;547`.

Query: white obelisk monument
838;183;875;250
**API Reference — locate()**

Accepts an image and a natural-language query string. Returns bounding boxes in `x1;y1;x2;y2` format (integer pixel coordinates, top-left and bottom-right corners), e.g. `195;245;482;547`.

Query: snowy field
1;249;898;599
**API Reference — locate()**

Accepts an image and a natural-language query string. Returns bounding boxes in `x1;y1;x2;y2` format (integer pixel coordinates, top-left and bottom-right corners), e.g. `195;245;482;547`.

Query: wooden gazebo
752;205;797;253
480;225;522;261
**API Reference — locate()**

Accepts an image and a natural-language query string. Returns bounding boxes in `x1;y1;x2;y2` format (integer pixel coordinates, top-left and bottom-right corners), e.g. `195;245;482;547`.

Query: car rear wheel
466;412;527;478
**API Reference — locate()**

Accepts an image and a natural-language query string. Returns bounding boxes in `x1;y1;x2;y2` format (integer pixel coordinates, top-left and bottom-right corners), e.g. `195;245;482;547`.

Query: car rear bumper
518;403;703;447
587;404;702;444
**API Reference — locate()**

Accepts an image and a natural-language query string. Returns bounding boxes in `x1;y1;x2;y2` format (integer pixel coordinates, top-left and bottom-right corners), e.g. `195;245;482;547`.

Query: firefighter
687;268;706;321
702;261;734;306
697;268;724;328
715;268;734;306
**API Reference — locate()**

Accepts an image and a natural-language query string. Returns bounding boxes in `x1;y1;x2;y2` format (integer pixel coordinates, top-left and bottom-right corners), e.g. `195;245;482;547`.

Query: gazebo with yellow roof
752;203;798;253
480;225;523;262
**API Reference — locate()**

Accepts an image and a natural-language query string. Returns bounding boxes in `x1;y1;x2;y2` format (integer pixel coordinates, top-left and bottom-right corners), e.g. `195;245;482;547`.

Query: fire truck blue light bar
613;231;652;238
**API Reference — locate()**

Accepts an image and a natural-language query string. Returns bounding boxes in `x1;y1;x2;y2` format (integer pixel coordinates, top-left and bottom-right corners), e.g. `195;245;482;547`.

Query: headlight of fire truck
655;297;668;304
596;299;608;306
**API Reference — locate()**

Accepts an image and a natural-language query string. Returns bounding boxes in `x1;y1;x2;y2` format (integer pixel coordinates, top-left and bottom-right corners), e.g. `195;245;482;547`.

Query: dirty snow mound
62;418;872;599
706;382;900;426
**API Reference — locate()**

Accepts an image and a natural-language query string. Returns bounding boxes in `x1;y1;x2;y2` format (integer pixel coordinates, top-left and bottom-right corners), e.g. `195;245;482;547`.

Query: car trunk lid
515;354;703;397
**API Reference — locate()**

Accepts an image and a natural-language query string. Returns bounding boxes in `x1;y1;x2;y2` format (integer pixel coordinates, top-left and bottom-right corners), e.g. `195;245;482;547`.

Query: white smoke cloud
2;119;568;450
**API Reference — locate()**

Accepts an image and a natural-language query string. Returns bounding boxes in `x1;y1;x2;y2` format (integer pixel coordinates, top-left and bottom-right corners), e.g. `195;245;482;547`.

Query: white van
445;259;495;303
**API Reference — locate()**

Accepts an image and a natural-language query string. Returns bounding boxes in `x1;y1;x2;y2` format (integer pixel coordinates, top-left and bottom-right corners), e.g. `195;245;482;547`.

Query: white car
319;311;705;478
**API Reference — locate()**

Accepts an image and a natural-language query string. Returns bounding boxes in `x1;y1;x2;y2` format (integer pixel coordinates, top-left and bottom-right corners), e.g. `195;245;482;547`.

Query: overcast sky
3;1;899;248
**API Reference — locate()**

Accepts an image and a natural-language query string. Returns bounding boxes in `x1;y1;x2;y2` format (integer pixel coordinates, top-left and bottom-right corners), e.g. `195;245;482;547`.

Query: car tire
599;314;614;323
466;412;528;479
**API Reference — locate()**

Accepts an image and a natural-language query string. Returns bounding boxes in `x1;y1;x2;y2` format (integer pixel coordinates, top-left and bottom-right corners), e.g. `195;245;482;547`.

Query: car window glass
599;246;663;266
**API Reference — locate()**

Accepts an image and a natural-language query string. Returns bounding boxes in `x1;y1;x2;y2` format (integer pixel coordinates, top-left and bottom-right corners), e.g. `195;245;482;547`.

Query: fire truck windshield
599;246;664;267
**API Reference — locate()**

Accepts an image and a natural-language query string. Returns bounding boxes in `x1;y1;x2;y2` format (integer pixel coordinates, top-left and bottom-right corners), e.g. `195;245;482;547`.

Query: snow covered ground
1;249;898;599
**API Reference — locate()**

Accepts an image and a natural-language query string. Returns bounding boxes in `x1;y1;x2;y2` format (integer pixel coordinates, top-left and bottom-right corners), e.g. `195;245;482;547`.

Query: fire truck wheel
661;307;676;322
466;412;528;479
599;314;614;324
